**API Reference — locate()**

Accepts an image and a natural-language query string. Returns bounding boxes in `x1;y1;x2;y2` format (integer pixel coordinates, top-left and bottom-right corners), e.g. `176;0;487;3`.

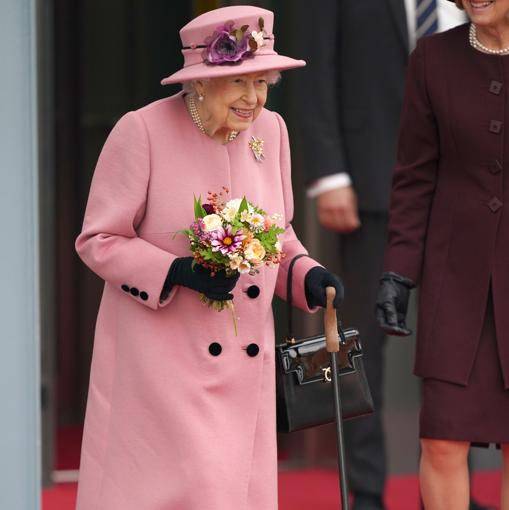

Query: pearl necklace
185;94;238;142
469;23;509;55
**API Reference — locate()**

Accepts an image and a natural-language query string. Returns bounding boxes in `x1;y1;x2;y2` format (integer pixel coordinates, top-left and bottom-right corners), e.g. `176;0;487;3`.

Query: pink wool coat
75;92;319;510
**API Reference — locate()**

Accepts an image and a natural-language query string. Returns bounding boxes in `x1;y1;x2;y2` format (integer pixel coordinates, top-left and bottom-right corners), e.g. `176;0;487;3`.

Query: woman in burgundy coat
376;1;509;508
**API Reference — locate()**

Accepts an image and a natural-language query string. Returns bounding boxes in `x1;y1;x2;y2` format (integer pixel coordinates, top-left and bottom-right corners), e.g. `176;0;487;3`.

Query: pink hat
161;5;306;85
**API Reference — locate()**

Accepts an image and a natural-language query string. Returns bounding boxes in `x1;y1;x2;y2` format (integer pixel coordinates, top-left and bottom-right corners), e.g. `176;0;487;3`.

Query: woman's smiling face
461;0;509;27
195;72;269;135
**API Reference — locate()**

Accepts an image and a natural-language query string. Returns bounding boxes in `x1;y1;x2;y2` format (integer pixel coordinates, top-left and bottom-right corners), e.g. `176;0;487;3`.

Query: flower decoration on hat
203;17;266;65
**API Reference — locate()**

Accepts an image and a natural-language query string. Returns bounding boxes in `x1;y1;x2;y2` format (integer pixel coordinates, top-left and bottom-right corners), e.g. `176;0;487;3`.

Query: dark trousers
339;212;388;497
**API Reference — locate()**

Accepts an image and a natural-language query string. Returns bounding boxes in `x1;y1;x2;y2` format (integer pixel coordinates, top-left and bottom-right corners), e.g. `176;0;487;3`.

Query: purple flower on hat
203;22;249;65
210;225;245;255
202;18;265;66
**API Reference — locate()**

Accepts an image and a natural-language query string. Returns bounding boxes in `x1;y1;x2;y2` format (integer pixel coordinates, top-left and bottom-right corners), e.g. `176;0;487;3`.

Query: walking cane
325;286;350;510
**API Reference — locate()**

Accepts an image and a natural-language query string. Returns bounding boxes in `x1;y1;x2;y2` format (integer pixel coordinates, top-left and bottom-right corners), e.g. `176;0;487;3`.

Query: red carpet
43;427;501;509
42;469;501;510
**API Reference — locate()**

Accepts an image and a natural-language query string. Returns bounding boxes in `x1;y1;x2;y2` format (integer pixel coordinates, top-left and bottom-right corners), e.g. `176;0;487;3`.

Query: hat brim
161;55;306;85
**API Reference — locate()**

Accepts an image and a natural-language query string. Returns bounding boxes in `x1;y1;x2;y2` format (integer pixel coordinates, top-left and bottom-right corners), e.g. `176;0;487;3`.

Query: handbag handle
286;254;346;346
286;253;309;343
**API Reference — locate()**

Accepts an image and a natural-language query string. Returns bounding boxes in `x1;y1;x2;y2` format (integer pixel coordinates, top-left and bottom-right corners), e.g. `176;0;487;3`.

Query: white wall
0;0;41;508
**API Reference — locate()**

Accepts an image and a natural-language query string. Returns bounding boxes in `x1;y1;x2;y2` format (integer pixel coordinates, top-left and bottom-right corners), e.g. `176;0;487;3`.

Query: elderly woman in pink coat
75;6;343;510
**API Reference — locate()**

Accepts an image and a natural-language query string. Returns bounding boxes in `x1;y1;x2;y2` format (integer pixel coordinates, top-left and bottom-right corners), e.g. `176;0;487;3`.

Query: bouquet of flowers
182;187;285;333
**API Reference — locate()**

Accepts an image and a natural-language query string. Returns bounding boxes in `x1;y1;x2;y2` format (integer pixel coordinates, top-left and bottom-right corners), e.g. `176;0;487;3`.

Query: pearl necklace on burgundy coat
469;23;509;55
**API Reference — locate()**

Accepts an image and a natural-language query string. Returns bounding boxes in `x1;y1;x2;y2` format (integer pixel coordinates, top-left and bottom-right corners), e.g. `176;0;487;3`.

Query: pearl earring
198;94;204;102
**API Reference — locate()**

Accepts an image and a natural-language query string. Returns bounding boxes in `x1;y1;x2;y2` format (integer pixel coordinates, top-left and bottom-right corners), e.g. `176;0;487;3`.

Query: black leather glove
160;257;240;302
304;266;344;309
375;271;415;336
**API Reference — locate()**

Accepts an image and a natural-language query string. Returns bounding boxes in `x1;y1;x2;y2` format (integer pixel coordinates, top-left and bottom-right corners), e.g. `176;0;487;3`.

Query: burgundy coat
384;23;509;388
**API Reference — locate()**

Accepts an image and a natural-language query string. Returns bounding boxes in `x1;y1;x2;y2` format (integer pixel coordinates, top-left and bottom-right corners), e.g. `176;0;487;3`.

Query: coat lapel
387;0;409;53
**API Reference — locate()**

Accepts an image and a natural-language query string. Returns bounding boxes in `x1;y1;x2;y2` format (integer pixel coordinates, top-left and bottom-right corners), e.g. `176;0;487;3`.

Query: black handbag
276;254;374;433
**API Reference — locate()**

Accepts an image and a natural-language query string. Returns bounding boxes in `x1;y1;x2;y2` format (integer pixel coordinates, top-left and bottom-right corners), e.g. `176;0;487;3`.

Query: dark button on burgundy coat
383;24;509;387
489;80;503;95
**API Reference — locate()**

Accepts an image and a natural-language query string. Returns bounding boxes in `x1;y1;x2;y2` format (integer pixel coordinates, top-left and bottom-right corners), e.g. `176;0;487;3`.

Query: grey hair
266;70;282;86
181;79;208;94
181;70;281;94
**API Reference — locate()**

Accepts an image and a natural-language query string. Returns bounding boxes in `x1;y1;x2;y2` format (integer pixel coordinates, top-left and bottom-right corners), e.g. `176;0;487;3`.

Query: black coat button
130;287;139;297
489;120;503;134
488;197;503;212
209;342;222;356
121;284;130;292
489;80;503;95
246;285;260;299
246;343;260;357
140;291;148;301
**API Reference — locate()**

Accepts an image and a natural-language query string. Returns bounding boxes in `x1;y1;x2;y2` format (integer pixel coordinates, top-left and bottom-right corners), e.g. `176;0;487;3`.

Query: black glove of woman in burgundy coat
375;271;415;336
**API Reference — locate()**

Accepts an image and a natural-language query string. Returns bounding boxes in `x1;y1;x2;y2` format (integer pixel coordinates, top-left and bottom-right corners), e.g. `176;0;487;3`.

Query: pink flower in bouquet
190;219;208;240
210;226;245;255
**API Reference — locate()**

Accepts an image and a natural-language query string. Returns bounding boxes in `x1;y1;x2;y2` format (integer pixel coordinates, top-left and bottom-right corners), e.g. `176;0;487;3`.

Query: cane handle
325;286;340;353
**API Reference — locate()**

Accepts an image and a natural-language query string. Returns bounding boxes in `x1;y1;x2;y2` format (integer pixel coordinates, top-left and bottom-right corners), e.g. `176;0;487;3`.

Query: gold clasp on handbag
322;366;332;383
286;336;296;345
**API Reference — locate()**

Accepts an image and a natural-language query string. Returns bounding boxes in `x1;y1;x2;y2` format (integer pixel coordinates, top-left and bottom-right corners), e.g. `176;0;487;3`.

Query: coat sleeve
75;111;178;310
292;0;348;184
273;112;322;311
383;38;440;283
